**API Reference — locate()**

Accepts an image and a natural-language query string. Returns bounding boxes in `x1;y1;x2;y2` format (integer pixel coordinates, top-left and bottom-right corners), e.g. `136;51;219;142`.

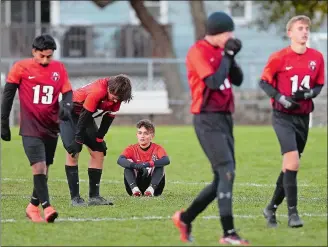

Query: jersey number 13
32;85;54;104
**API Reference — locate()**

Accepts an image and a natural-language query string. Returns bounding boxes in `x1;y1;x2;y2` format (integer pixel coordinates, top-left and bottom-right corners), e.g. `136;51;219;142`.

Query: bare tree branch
189;1;207;41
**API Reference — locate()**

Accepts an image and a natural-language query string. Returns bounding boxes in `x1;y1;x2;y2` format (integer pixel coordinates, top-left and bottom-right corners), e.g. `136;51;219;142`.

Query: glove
66;140;83;158
224;38;242;58
1;120;11;141
131;163;148;178
275;94;300;110
96;138;107;156
292;86;314;100
59;101;72;121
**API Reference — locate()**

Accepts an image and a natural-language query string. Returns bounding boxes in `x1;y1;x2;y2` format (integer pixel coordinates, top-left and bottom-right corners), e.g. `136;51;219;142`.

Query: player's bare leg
65;152;86;206
87;149;113;206
282;151;303;227
30;162;58;223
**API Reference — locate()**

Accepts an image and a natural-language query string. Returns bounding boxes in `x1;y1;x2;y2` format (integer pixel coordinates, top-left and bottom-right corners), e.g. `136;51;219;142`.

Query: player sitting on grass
59;75;133;206
117;119;170;197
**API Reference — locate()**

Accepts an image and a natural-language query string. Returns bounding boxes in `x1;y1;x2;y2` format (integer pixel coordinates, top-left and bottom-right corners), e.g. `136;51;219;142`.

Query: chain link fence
0;56;326;126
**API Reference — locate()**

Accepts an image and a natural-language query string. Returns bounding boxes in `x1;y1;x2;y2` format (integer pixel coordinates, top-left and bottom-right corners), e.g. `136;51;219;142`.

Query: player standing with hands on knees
1;34;73;222
59;75;133;206
260;15;325;228
172;12;249;245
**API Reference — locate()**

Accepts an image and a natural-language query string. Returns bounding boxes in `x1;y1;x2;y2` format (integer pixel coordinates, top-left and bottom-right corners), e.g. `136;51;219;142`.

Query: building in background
1;1;327;125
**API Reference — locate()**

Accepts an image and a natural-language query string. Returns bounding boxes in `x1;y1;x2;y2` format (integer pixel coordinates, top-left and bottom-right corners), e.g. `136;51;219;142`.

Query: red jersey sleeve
83;92;104;112
156;145;168;159
315;53;325;85
187;47;215;80
260;52;281;85
122;146;134;159
60;64;73;94
6;62;22;84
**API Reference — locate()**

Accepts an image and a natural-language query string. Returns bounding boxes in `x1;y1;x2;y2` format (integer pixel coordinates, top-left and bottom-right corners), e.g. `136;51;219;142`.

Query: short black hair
32;34;57;51
136;119;155;134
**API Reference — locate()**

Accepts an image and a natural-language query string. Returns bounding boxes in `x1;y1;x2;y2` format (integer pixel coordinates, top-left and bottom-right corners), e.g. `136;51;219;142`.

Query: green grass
1;126;327;246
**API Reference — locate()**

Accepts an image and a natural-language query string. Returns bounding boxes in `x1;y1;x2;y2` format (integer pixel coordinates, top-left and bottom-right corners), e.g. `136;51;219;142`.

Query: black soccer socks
124;168;137;189
33;174;50;209
65;165;80;199
268;171;285;211
88;168;102;198
283;169;298;215
30;188;40;206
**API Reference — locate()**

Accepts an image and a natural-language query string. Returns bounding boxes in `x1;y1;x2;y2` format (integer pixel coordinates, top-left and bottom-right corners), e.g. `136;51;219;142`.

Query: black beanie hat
206;11;235;35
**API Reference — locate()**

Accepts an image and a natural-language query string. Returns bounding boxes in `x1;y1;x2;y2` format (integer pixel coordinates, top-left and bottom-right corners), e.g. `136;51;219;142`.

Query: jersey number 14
32;85;54;104
290;75;310;93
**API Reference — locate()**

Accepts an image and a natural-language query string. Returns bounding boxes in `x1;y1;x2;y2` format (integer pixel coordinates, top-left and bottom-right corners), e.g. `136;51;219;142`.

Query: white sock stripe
1;213;327;224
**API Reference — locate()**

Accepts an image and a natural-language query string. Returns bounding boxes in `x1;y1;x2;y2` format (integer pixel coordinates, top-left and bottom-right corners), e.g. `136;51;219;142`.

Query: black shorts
272;111;309;155
124;173;166;196
22;136;58;166
59;113;105;153
193;112;235;169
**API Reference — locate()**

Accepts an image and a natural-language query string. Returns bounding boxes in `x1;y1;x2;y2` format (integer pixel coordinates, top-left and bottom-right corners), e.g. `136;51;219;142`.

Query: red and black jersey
122;143;167;163
73;78;121;117
186;40;234;114
261;46;325;115
6;58;72;138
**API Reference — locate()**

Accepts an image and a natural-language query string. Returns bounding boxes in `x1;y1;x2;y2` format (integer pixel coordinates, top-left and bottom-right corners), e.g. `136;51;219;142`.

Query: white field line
0;177;316;187
1;213;327;223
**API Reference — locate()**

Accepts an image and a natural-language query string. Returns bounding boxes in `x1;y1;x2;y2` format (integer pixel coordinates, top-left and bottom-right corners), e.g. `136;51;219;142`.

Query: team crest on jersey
308;61;316;71
151;154;158;161
51;72;60;82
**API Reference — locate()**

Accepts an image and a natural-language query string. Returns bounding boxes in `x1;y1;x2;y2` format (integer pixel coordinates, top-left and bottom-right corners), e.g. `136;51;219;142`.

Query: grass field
1;126;327;246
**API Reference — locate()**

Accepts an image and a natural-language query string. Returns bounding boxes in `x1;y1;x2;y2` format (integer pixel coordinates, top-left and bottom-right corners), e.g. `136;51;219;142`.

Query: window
130;0;168;25
10;1;35;23
1;1;5;23
224;1;252;25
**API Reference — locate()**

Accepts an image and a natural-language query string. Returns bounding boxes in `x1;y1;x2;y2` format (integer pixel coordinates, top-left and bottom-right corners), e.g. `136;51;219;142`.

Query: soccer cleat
263;207;278;228
131;187;141;197
88;196;114;206
144;186;154;197
288;213;303;228
26;203;44;222
172;210;193;242
43;206;58;223
71;196;87;206
219;233;250;245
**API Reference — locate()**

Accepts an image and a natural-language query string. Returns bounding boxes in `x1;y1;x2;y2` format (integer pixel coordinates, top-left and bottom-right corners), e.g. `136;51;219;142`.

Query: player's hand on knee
224;38;242;58
1;121;11;141
67;140;83;157
275;93;300;110
96;138;107;156
131;163;148;178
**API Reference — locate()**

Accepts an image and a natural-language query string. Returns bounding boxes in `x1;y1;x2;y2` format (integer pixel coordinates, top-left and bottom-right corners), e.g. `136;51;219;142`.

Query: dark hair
108;74;133;103
136;119;155;134
32;34;57;51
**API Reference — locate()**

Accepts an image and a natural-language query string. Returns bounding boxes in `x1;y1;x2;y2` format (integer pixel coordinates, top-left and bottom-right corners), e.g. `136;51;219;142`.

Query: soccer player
117;119;170;197
260;15;325;228
172;12;249;245
59;75;133;206
1;34;73;222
